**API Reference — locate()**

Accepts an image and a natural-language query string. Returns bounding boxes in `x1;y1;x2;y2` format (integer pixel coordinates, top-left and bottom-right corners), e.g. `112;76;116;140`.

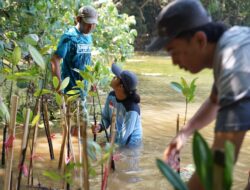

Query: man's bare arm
51;54;62;82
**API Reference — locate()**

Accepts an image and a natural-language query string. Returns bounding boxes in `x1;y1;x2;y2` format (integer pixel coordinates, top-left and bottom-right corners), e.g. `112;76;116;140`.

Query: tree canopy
114;0;250;50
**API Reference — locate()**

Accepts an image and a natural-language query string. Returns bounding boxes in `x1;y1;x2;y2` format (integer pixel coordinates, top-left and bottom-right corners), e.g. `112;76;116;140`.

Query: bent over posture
147;0;250;189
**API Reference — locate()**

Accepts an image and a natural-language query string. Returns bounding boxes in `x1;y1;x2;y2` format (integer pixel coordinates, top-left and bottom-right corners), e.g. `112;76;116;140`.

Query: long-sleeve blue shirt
101;91;142;147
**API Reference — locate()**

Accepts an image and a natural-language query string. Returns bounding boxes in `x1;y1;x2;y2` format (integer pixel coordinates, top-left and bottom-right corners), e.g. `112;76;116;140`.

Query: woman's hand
91;123;101;134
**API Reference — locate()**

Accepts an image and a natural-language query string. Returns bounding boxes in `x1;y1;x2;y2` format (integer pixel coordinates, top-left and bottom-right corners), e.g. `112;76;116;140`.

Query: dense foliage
0;0;137;111
0;1;137;188
114;0;250;50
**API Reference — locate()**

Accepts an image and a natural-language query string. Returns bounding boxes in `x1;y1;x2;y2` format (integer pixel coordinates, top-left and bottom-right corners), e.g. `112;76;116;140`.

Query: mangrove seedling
170;77;198;125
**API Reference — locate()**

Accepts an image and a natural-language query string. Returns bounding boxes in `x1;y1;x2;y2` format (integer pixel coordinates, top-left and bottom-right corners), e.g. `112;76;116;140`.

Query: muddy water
95;55;250;190
1;55;250;189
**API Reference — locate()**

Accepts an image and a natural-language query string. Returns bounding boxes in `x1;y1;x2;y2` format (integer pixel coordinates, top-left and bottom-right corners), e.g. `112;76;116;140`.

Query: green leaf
78;70;94;83
28;45;45;70
190;78;198;90
224;141;235;190
31;114;40;127
99;152;110;165
24;34;39;46
43;171;62;181
66;94;79;103
94;62;101;72
59;77;70;91
170;82;182;93
65;163;76;172
53;76;59;89
193;131;213;190
85;65;94;71
66;90;80;95
182;88;189;98
6;68;40;81
34;89;51;97
156;159;188;190
12;46;21;65
180;77;188;89
7;72;38;81
40;45;51;55
16;80;29;89
75;80;84;89
187;94;195;103
88;91;97;97
55;93;62;106
89;165;97;177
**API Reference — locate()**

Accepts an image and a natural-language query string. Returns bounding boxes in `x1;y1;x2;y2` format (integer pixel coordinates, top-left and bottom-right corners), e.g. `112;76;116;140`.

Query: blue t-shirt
55;27;92;95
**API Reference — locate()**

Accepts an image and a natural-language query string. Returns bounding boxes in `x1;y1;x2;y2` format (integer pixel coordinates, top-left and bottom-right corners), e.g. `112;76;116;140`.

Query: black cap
111;64;138;94
146;0;212;51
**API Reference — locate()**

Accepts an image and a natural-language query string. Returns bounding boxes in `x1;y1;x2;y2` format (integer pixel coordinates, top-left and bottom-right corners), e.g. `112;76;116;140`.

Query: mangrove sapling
17;82;37;182
92;91;97;142
27;98;41;186
52;76;70;170
16;108;31;190
94;85;115;172
176;114;180;174
81;109;90;190
1;123;8;166
66;101;76;164
94;76;116;172
29;43;57;162
4;95;19;190
58;98;68;170
76;100;83;189
65;101;76;190
170;77;198;125
1;45;21;166
0;97;10;166
41;97;54;160
101;108;116;190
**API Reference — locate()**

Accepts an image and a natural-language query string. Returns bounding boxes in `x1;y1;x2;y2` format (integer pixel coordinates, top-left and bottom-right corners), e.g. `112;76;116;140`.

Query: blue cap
146;0;212;51
111;64;138;94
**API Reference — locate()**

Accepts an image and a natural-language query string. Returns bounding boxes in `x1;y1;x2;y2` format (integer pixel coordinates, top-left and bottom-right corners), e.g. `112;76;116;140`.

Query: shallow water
90;55;250;190
1;55;250;189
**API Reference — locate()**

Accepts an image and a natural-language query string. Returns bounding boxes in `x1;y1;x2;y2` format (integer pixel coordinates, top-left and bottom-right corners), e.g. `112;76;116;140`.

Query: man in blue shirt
51;5;98;96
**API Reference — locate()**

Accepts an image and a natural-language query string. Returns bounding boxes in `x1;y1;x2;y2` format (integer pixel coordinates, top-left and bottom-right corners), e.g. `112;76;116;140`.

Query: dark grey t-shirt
213;26;250;107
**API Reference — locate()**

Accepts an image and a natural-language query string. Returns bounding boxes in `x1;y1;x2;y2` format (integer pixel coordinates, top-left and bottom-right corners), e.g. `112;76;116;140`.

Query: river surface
1;54;250;189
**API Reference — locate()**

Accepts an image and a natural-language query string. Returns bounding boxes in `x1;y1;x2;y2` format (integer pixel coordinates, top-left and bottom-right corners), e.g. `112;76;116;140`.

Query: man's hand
163;130;188;163
51;54;62;92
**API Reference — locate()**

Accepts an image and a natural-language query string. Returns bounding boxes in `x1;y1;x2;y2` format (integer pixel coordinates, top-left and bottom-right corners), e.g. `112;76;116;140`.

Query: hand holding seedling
163;130;188;164
91;123;101;134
